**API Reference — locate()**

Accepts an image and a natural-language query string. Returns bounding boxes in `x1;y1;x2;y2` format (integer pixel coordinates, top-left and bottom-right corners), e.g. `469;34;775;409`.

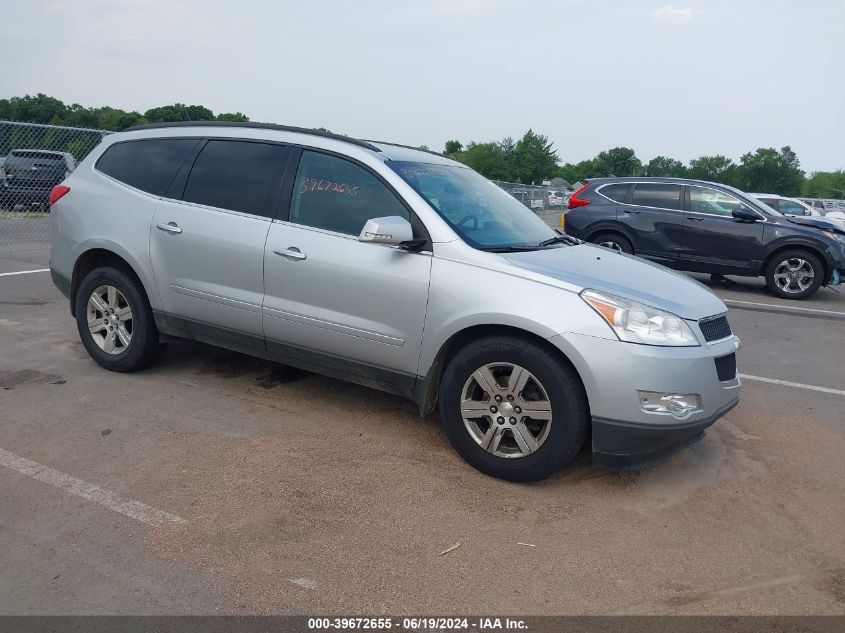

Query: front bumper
548;331;741;469
591;399;738;470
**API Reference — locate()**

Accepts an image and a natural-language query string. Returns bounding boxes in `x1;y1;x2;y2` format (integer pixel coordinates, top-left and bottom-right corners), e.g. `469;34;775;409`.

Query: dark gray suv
0;149;76;209
564;177;845;300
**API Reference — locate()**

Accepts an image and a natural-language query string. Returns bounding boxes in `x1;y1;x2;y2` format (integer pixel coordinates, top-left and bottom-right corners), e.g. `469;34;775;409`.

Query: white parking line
725;299;845;317
0;447;187;526
740;374;845;397
0;268;50;277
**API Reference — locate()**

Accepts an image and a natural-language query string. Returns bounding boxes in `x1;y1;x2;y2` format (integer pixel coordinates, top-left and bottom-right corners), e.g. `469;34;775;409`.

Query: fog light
639;391;702;419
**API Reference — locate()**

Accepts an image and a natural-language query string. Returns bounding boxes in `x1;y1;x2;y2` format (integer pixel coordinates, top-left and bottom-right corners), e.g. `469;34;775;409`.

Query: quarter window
289;151;408;235
96;139;199;196
630;183;682;210
598;183;631;203
182;140;289;217
689;187;745;217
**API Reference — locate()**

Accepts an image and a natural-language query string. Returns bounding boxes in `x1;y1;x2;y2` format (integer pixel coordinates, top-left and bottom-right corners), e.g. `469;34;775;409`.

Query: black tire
439;336;589;481
764;249;824;300
75;266;164;372
590;232;633;254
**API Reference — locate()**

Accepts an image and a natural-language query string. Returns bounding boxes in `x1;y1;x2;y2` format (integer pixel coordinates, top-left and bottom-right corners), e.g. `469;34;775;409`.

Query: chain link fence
0;121;110;252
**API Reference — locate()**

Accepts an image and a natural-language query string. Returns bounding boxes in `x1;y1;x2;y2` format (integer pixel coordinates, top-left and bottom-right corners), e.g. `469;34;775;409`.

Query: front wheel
75;266;164;371
439;337;588;481
764;250;823;300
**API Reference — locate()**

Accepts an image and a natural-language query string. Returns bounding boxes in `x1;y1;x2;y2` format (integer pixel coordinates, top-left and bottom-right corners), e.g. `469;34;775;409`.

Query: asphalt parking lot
1;246;843;616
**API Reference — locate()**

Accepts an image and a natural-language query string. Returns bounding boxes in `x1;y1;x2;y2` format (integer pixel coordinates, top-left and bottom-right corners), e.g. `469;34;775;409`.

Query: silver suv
49;122;741;480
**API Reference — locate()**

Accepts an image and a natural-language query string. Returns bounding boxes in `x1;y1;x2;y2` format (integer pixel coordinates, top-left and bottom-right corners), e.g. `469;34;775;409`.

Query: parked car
0;156;6;185
50;122;741;481
749;193;820;217
0;149;76;209
564;177;845;300
548;190;567;207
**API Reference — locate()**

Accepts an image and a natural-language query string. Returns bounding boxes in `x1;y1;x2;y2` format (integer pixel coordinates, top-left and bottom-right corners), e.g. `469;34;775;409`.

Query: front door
263;150;432;385
150;139;290;344
678;184;765;275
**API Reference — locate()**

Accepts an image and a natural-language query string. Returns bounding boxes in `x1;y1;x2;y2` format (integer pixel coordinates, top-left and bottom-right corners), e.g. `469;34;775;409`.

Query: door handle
273;247;307;261
622;209;640;215
686;217;705;222
156;222;182;234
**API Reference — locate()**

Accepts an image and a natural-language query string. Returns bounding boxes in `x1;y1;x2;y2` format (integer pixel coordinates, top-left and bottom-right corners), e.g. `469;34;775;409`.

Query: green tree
735;146;803;196
511;129;558;183
143;103;216;123
645;155;686;177
216;112;250;122
596;147;641;177
687;155;737;185
453;141;514;181
802;170;845;199
444;140;463;156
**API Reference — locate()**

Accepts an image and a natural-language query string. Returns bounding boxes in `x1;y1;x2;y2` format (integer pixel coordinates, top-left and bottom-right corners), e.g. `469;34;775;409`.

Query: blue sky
2;0;843;171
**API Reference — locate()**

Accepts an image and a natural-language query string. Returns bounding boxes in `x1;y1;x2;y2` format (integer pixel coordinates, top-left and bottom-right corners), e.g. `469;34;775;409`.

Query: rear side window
182;140;289;217
758;198;779;211
630;183;682;210
97;139;199;196
597;183;630;203
289;150;408;235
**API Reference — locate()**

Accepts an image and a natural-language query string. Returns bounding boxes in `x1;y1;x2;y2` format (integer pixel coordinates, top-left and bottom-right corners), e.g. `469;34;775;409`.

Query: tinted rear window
597;183;630;203
97;139;199;196
631;183;682;210
182;140;289;217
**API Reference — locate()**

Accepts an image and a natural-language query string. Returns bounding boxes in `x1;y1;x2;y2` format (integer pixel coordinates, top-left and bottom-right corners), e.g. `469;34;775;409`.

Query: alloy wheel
772;258;815;294
460;362;553;458
86;285;133;355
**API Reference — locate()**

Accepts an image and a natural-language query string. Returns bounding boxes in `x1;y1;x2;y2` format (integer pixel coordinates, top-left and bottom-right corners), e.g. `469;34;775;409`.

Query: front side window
183;140;289;217
689;187;746;216
391;161;556;249
97;139;199;196
289;151;408;235
630;183;682;210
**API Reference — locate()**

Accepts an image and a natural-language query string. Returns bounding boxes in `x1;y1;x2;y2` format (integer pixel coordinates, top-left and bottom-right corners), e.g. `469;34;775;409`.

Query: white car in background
547;190;567;207
748;193;821;217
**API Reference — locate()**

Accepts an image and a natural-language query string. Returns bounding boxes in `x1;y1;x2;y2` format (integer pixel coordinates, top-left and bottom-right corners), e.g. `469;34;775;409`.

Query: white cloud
653;4;694;24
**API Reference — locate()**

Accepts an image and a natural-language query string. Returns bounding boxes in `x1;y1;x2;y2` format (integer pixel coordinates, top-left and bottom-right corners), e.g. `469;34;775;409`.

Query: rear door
262;149;432;384
618;182;685;267
678;184;765;275
150;139;290;345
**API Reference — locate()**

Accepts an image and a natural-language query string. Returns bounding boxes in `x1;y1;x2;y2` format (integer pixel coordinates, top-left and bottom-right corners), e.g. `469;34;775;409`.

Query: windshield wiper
537;234;581;247
481;245;542;253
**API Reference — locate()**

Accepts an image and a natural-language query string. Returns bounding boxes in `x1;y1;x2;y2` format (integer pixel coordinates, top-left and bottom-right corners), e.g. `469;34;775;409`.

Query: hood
503;244;726;320
785;215;845;234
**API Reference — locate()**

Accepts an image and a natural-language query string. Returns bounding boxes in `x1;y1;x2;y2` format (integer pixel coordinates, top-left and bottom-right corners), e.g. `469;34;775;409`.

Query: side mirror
732;207;760;222
358;216;414;246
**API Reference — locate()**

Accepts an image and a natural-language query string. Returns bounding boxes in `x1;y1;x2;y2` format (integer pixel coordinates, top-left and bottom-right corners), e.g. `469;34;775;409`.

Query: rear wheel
439;336;588;481
590;232;633;254
75;266;164;372
764;250;823;300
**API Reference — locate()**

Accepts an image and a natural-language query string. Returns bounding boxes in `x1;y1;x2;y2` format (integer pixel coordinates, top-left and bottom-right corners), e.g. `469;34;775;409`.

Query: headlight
823;230;845;244
581;289;699;346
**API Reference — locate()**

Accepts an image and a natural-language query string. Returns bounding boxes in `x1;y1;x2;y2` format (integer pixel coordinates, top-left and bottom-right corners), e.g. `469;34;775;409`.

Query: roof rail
123;121;382;152
360;140;448;158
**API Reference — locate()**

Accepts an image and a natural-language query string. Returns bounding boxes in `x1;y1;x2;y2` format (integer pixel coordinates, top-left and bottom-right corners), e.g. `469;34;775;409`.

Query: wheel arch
70;247;153;317
414;323;587;418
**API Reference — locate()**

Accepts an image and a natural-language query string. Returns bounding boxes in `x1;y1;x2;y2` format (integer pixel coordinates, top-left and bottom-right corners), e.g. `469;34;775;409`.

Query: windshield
390;161;557;249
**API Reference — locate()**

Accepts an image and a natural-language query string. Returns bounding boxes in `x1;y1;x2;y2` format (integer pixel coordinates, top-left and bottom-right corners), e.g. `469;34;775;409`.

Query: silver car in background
48;122;740;480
